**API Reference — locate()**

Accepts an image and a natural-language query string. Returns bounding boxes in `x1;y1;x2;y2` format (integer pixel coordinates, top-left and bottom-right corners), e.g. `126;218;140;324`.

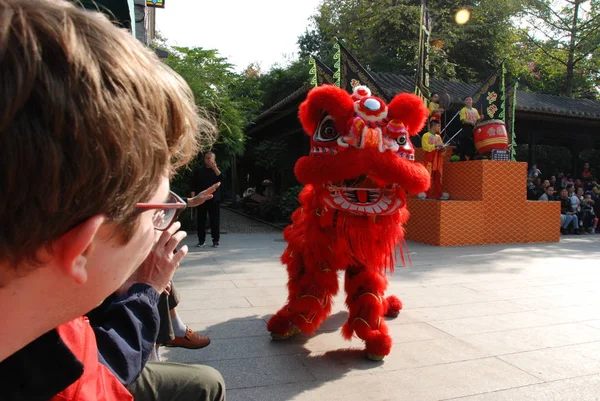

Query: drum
473;119;508;155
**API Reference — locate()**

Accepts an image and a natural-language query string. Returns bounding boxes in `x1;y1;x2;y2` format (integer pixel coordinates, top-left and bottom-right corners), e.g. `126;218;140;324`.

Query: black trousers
454;124;476;160
197;200;220;244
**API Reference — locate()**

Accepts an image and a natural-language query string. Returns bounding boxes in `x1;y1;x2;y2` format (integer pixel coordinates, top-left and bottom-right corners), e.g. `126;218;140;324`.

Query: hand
119;222;188;295
206;160;217;170
187;182;220;207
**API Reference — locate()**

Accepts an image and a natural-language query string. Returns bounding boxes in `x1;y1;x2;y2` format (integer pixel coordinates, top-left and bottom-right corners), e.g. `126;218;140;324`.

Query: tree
297;0;522;83
519;0;600;97
153;41;253;168
152;36;265;197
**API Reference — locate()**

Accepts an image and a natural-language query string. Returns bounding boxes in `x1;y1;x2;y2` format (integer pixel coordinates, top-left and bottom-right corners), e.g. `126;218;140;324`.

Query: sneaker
588;227;595;234
197;241;205;247
212;242;219;248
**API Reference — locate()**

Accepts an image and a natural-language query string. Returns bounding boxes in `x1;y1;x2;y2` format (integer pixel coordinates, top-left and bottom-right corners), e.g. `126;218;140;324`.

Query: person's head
560;189;568;198
543;180;550;188
583;162;590;170
430;119;441;134
464;96;473;107
0;0;215;322
567;185;575;194
531;163;537;169
584;193;592;201
546;186;554;196
575;178;583;187
577;187;584;196
550;175;556;182
592;177;598;185
204;151;216;165
431;93;439;102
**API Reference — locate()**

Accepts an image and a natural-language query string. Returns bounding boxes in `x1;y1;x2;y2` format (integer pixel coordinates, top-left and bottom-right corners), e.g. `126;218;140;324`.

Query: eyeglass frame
135;190;187;231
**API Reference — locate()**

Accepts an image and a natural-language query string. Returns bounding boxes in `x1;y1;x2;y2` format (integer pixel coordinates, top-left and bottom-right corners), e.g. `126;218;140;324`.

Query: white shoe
439;192;450;200
417;192;427;200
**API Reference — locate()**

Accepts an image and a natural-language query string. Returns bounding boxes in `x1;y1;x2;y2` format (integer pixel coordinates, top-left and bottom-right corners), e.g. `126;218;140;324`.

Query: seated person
528;164;542;178
559;189;581;234
0;1;223;400
580;193;598;234
538;186;555;201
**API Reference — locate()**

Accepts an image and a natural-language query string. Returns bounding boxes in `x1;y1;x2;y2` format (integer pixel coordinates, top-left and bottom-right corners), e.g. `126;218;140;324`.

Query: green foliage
249;138;290;171
254;185;302;223
160;46;246;165
153;36;265;195
279;185;303;219
516;0;600;97
258;59;311;109
297;0;522;83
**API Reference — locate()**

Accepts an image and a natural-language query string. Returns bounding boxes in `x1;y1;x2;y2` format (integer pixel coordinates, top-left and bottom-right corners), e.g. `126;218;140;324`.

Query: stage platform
405;149;560;246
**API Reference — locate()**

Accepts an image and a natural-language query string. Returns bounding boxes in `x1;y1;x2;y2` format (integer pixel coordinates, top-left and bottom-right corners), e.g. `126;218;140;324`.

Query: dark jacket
87;283;160;386
191;166;223;202
0;284;159;400
560;197;572;214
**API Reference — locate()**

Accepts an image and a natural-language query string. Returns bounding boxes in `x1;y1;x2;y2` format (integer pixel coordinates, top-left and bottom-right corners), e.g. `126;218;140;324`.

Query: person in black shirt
191;152;224;247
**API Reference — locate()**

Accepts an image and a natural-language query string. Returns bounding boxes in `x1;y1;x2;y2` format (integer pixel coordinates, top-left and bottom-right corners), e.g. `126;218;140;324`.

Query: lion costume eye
396;135;408;146
314;115;339;142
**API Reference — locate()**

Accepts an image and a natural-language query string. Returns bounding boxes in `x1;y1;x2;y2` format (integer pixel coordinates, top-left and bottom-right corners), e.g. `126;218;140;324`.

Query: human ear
54;215;105;285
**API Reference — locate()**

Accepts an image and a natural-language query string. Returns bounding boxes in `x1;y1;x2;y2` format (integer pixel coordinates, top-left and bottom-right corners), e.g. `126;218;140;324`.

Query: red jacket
50;317;133;401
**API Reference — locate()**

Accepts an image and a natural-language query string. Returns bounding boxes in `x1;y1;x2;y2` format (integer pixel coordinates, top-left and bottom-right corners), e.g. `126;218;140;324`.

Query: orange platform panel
405;150;560;246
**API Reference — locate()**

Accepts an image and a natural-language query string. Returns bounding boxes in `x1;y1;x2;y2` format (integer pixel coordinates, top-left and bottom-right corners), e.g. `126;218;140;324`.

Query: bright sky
156;0;323;72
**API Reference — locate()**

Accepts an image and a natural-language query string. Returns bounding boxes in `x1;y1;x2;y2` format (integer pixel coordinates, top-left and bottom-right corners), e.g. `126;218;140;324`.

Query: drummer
456;96;482;161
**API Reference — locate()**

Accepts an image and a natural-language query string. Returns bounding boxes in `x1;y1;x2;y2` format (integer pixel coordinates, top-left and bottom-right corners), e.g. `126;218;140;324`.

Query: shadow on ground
161;310;394;401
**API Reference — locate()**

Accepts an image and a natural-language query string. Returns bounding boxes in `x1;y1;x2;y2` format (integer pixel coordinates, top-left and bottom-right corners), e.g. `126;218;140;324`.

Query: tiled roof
372;72;600;120
250;72;600;132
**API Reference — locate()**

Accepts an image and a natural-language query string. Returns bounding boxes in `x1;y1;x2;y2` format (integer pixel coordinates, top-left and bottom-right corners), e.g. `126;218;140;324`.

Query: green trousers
128;362;225;401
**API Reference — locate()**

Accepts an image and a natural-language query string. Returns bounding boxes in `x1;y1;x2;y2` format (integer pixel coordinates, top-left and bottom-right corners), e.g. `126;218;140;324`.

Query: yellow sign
146;0;165;8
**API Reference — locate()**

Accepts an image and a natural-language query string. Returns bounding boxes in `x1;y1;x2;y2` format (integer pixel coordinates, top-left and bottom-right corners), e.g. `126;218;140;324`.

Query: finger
173;245;188;265
156;221;181;248
165;230;187;254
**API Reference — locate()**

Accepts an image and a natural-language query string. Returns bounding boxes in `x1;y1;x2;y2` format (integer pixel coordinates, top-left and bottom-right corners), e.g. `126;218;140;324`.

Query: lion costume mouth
322;175;404;215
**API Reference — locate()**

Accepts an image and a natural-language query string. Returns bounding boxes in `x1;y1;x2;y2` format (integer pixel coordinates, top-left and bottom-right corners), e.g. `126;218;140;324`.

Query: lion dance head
295;85;430;223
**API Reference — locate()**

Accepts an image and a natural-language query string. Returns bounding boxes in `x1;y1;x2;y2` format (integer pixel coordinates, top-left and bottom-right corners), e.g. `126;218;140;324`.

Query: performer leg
267;250;339;339
342;266;394;360
383;294;402;318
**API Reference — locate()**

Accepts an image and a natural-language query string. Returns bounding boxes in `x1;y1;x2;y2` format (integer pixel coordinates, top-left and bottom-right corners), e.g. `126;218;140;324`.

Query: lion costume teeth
267;84;431;360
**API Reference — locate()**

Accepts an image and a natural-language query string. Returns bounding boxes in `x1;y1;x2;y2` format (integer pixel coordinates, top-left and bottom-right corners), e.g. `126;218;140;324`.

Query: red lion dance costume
267;85;430;360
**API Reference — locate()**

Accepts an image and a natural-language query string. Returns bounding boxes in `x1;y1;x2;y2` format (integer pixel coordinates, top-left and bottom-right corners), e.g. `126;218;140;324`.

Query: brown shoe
165;327;211;349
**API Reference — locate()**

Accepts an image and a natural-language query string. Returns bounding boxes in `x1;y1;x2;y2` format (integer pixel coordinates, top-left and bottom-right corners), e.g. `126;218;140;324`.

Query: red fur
268;85;429;359
298;86;355;137
387;93;429;135
384;295;403;317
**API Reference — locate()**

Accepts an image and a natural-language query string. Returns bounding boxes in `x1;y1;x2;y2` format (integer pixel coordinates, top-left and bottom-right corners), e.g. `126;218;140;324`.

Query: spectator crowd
528;162;599;235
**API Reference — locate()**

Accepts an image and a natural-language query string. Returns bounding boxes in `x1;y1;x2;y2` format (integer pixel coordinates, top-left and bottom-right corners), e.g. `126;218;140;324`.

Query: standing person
457;96;481;161
580;161;594;184
420;120;449;200
191;152;223;248
428;93;444;123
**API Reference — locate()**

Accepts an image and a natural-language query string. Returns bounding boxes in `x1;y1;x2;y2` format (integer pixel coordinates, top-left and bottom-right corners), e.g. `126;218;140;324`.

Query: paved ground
165;212;600;401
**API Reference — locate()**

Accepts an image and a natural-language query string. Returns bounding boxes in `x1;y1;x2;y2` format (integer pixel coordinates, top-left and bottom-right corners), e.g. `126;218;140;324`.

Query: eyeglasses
136;191;187;231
